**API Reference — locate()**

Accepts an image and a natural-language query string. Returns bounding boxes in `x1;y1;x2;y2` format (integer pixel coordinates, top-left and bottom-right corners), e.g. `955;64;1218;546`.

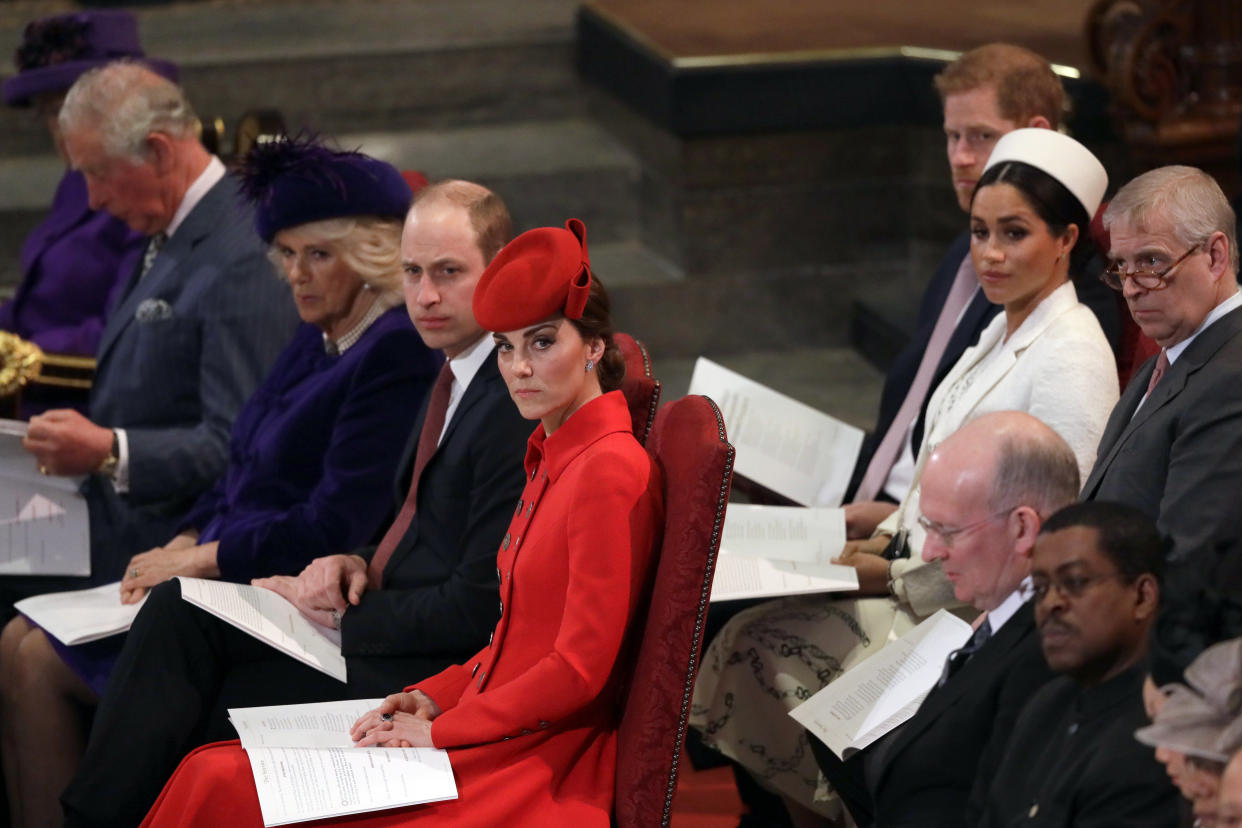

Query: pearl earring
585;360;594;372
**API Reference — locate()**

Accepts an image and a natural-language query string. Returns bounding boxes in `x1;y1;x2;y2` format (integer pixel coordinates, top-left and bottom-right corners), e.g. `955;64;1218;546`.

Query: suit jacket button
514;499;523;516
471;662;480;677
502;532;510;550
488;631;494;645
526;502;533;517
538;721;550;729
498;600;504;615
1028;804;1038;818
495;567;501;582
520;728;532;736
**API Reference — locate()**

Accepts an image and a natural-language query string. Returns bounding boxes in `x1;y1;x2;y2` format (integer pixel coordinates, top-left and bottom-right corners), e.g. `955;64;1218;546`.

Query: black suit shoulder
1086;306;1242;562
341;354;530;659
871;604;1056;828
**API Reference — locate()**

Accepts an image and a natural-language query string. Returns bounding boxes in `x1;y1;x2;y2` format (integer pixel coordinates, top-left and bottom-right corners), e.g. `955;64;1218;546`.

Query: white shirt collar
1166;287;1242;365
436;333;496;445
987;578;1030;634
166;156;226;239
448;333;494;392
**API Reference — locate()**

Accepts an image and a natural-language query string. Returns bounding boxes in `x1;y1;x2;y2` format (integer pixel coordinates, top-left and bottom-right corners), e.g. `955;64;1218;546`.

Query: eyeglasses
917;507;1015;548
1100;243;1202;292
1021;571;1129;603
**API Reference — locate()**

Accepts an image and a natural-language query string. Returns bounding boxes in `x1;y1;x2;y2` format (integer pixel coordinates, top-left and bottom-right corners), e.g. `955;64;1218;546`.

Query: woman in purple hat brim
0;11;178;402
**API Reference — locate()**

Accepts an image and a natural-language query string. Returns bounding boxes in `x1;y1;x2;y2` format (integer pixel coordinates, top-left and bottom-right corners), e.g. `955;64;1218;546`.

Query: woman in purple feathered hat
0;12;178;383
0;135;441;828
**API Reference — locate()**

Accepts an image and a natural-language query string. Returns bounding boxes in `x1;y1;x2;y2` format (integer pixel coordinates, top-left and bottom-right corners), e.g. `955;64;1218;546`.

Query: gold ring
129;567;140;579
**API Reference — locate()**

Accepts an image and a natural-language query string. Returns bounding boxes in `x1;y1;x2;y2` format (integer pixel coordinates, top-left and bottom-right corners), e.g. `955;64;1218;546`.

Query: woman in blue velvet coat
0;137;439;828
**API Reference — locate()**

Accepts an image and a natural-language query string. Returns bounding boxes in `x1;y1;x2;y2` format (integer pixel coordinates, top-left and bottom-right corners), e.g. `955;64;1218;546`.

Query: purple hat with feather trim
239;134;414;243
3;11;178;108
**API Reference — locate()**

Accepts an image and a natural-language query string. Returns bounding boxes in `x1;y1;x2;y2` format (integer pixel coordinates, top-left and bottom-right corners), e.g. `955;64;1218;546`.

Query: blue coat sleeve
213;328;441;582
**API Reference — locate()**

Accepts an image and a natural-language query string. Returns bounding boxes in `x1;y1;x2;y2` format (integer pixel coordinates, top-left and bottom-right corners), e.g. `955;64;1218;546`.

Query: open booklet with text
788;609;972;759
230;698;458;826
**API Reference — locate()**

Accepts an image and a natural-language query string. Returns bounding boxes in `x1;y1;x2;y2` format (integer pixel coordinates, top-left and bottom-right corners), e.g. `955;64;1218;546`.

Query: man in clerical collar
976;500;1180;827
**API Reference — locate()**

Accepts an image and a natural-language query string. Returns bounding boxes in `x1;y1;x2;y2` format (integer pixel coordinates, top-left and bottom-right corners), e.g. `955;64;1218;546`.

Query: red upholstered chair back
615;333;661;445
614;395;734;828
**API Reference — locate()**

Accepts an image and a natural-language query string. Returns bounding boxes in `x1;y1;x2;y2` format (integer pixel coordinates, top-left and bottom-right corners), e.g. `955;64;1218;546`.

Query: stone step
0;116;651;292
0;0;585;157
338;117;642;241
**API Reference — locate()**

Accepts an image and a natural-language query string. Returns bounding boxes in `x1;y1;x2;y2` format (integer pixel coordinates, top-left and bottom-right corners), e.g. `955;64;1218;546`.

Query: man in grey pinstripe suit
11;61;299;610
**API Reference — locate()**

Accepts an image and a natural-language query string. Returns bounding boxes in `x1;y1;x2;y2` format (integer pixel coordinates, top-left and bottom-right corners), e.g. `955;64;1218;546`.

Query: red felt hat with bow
473;218;592;332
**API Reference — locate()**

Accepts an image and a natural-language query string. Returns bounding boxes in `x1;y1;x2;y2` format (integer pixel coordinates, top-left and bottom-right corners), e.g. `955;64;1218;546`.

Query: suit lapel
876;603;1035;789
927;284;1079;447
394;347;504;503
438;346;501;451
95;177;233;365
1082;305;1242;496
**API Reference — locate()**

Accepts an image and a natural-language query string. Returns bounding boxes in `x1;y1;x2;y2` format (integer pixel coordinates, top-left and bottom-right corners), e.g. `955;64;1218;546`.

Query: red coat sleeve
420;444;661;748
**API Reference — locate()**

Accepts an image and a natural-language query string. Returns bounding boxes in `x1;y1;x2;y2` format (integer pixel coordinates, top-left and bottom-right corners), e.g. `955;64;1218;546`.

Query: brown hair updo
568;274;625;393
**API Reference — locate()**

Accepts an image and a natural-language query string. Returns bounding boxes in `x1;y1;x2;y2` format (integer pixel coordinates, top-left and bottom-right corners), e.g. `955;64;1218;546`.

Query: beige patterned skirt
689;594;920;818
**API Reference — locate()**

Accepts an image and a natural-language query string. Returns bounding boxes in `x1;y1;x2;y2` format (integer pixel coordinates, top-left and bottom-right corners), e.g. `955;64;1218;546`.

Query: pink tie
855;256;979;502
367;363;454;588
1145;349;1170;397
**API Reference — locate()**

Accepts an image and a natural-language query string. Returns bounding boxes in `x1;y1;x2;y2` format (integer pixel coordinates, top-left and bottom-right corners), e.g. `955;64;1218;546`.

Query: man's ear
1025;114;1053;130
1134;573;1160;622
145;132;175;175
1012;506;1042;558
1207;230;1231;282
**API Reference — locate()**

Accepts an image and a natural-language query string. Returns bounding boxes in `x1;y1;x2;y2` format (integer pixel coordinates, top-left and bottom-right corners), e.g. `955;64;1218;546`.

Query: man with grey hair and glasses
4;60;297;614
1084;165;1242;561
1082;165;1242;689
815;411;1068;827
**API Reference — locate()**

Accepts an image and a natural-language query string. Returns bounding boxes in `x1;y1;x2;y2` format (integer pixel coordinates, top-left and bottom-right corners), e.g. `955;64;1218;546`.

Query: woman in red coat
137;218;664;828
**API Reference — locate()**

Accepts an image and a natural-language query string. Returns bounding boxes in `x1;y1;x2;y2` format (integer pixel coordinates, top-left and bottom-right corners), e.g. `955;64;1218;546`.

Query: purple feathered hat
238;133;415;243
3;10;178;108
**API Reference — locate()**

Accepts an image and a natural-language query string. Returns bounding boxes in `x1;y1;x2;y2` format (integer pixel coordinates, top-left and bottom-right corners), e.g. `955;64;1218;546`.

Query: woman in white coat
689;128;1119;826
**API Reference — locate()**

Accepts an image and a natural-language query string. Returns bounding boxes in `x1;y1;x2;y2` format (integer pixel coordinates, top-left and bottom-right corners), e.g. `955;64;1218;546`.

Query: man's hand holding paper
22;409;113;476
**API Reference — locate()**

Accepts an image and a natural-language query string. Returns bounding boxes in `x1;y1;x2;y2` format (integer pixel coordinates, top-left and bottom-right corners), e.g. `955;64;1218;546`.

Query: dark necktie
937;617;992;688
366;363;454;588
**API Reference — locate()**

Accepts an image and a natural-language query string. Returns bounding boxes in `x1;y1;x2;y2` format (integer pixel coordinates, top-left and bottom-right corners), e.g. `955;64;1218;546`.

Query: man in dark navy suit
62;181;532;828
10;61;298;611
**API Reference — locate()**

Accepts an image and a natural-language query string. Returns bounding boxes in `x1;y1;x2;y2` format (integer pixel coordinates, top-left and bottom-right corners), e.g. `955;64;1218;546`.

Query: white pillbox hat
983;128;1108;217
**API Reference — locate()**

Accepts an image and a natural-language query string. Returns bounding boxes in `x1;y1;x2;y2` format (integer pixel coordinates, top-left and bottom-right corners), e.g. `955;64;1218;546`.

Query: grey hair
989;426;1081;517
1104;165;1239;275
267;216;405;298
59;60;198;161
